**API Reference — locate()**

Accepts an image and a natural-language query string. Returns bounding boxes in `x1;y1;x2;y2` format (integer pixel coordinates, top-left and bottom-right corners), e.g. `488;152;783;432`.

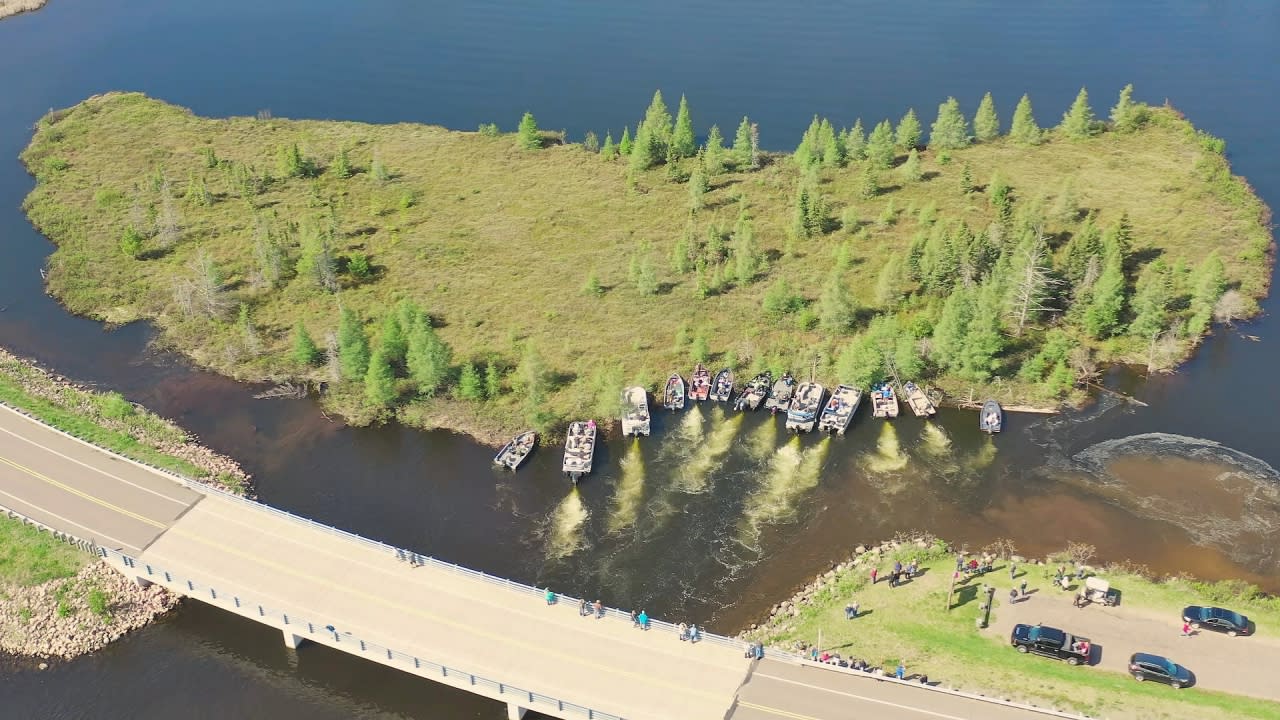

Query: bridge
0;402;1074;720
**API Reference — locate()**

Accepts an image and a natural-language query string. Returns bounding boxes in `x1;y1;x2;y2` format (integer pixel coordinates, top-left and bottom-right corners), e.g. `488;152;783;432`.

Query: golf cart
1074;577;1117;608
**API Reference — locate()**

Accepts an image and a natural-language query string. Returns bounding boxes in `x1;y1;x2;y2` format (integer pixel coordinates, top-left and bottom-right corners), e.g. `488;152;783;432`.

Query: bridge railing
103;546;625;720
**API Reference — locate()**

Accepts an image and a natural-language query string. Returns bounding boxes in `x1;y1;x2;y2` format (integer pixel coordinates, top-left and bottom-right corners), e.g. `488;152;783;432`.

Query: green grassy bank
0;514;88;588
0;348;250;493
19;91;1272;441
745;541;1280;719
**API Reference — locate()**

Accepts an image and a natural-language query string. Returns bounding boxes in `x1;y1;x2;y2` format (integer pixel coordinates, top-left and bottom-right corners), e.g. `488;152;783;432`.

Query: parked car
1129;652;1193;689
1182;605;1251;637
1010;623;1091;665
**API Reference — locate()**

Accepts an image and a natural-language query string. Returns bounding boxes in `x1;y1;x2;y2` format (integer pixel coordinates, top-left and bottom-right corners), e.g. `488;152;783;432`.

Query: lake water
1;1;1278;718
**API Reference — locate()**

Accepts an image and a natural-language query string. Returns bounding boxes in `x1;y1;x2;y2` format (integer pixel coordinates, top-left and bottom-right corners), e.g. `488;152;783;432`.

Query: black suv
1010;623;1091;665
1182;605;1251;637
1129;652;1193;689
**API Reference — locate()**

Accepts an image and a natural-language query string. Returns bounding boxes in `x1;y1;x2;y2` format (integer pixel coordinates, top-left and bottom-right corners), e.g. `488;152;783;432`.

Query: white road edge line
752;672;968;720
0;491;138;552
0;413;192;507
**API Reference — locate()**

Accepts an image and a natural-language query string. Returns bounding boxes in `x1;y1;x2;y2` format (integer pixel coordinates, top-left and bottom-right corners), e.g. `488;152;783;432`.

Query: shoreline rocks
0;560;179;663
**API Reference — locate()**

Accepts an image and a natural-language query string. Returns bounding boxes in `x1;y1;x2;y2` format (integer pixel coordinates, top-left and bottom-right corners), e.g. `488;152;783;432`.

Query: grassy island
21;90;1271;441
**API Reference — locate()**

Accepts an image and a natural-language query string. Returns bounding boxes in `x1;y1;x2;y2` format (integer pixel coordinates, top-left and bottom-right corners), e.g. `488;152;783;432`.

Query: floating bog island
20;91;1272;440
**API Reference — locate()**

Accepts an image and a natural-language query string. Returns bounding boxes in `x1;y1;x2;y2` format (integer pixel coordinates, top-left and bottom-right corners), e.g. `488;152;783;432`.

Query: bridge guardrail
104;546;625;720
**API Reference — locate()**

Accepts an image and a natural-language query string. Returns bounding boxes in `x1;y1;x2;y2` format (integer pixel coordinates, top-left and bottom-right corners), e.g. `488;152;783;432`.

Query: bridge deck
140;493;752;720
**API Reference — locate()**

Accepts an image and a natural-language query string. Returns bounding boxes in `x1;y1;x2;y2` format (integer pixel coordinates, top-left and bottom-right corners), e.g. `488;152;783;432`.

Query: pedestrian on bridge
630;610;639;627
638;610;649;630
545;589;556;605
579;598;589;616
679;623;689;641
593;599;604;619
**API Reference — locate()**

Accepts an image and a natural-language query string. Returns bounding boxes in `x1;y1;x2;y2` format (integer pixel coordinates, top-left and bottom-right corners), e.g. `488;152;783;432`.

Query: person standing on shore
870;567;878;585
1020;579;1028;597
1009;562;1017;580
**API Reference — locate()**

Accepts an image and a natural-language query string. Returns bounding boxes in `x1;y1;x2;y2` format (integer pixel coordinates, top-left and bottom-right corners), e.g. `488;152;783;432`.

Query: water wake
606;438;646;534
737;435;832;548
747;414;780;460
546;489;589;560
919;422;953;456
864;423;909;473
674;407;743;493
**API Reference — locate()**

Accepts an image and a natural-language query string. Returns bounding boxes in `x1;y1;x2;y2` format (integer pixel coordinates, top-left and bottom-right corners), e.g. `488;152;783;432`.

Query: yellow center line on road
736;700;821;720
162;522;733;708
752;672;969;720
0;453;165;529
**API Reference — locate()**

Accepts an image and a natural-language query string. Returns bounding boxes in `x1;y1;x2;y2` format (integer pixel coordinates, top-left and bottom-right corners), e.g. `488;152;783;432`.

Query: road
731;658;1061;720
991;583;1280;700
0;404;200;553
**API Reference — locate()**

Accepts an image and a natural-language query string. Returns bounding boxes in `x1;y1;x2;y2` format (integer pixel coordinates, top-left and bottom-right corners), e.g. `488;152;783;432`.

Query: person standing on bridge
631;609;639;627
593;599;603;619
579;598;589;616
638;610;649;630
545;589;556;605
679;623;689;641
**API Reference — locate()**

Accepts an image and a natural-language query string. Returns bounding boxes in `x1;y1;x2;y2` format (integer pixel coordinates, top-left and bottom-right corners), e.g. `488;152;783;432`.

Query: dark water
2;0;1279;718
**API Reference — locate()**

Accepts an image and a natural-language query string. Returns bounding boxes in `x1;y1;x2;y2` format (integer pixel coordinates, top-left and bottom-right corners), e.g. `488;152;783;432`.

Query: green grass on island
19;90;1272;441
745;541;1280;720
0;514;89;587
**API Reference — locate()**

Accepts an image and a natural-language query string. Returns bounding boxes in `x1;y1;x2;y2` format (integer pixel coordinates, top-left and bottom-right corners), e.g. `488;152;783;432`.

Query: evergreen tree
643;90;674;152
704;125;726;175
858;164;880;200
331;147;351;178
406;320;453;395
364;346;397;407
930;286;976;371
119;227;143;258
732;209;760;284
671;94;696;158
1110;83;1145;133
865;120;896;169
629;122;659;171
1059;87;1096;139
1050;176;1079;226
457;362;483;400
973;92;1000;141
337;307;370;381
600;132;616;159
1062;212;1103;286
292;322;320;367
1082;239;1127;338
689;335;710;363
619;126;633;155
514;345;551;430
1129;259;1172;340
1187;252;1226;336
790;185;812;240
688;168;708;213
988;172;1013;224
1009;94;1041;145
844;119;866;161
794;116;821;167
896;108;922;150
835;333;884;388
818;119;843;167
874;254;904;306
958;281;1006;380
1103;212;1134;267
583;131;600;153
900;148;923;183
517;112;541;150
733;117;753;168
671;226;694;274
958;162;975;194
379;312;407;365
484;360;502;399
370;151;390;181
278;143;305;178
818;270;857;333
929;97;970;149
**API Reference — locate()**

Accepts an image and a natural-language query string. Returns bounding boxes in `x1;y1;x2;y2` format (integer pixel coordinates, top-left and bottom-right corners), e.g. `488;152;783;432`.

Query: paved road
992;585;1280;700
0;404;200;553
139;493;753;720
731;658;1058;720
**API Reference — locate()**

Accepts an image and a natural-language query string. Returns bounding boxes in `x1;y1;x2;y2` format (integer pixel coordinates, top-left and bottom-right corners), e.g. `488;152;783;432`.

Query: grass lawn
19;93;1272;441
747;546;1280;719
0;513;88;587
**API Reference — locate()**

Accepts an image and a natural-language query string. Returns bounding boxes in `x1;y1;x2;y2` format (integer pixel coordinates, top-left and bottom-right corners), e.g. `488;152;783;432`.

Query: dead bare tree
1213;289;1249;325
324;330;341;383
189;249;228;318
1007;230;1060;336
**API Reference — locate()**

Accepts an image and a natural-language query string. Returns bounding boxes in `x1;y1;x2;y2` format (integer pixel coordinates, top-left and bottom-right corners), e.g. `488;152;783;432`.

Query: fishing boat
817;385;863;435
562;420;597;483
785;382;825;433
734;371;772;411
870;382;899;419
902;381;937;417
689;364;711;402
710;368;735;402
620;386;650;437
979;399;1003;433
763;372;796;414
493;430;536;470
663;374;686;411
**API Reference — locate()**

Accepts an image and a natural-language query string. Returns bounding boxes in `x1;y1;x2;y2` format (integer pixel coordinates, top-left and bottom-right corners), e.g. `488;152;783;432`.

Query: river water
1;1;1278;717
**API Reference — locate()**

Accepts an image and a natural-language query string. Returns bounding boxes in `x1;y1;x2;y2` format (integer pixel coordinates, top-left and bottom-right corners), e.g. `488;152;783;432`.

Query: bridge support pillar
282;630;303;650
505;703;526;720
133;576;153;589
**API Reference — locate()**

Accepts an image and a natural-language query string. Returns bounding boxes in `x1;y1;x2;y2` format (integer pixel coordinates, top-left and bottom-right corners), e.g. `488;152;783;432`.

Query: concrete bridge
0;402;1074;720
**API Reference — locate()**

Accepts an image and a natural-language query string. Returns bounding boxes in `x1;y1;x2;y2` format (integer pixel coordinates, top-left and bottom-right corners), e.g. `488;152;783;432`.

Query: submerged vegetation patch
20;89;1272;440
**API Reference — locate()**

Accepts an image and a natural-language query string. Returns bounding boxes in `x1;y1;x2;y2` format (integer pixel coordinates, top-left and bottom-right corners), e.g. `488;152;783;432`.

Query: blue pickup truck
1011;623;1091;666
